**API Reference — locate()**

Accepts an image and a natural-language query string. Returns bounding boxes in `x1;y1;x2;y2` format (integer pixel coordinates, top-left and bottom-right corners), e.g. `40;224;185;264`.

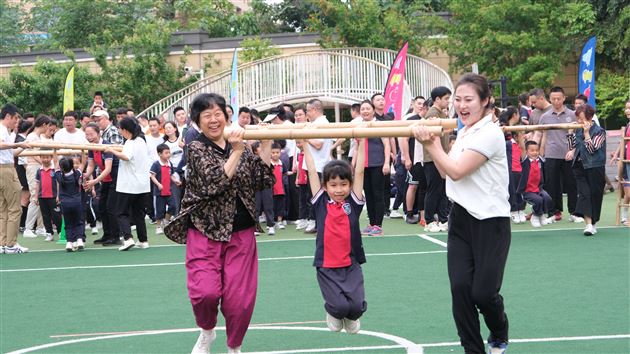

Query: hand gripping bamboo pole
18;149;86;157
22;141;123;151
245;118;458;130
227;125;444;140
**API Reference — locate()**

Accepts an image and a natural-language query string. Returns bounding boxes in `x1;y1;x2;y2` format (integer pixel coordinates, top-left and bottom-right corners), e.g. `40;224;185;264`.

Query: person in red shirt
35;153;61;241
150;144;182;235
517;141;553;227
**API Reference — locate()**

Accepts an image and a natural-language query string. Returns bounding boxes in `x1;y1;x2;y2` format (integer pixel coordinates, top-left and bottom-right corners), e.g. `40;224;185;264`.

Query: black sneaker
93;237;105;244
102;239;122;246
406;214;419;224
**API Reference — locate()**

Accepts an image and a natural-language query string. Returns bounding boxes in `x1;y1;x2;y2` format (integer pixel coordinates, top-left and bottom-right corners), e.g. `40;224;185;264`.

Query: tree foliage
590;0;630;71
596;69;630;129
240;37;281;63
444;0;596;95
0;0;28;53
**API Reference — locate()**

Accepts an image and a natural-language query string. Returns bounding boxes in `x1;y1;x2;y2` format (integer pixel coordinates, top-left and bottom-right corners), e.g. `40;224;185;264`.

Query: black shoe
406;214;419;224
102;239;122;246
93;237;105;244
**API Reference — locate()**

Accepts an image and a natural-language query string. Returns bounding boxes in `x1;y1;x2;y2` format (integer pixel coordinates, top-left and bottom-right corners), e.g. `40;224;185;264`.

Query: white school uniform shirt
116;137;151;194
446;114;510;220
306;115;333;173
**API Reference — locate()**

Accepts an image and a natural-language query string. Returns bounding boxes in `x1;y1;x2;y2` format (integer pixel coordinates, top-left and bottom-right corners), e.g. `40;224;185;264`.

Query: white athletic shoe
518;210;527;223
541;216;555;226
304;220;316;233
35;228;47;236
569;215;585;223
45;233;54;242
438;221;448;232
4;243;29;254
583;224;596;236
131;225;137;231
389;210;403;219
191;329;216;354
326;313;343;332
91;227;98;235
530;215;542;228
136;241;150;249
343;318;361;334
258;215;266;223
118;238;135;251
227;346;242;354
267;226;276;236
425;221;441;233
76;238;85;251
155;227;164;235
510;211;520;223
22;229;37;238
278;222;286;230
296;219;307;230
66;242;76;252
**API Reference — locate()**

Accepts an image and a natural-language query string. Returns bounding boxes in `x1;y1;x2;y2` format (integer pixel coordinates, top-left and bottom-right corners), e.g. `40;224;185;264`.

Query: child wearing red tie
35;153;62;241
150;144;182;235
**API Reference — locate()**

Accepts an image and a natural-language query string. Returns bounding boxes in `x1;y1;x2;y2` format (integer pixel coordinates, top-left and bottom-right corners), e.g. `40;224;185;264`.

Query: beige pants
0;165;22;247
25;164;43;230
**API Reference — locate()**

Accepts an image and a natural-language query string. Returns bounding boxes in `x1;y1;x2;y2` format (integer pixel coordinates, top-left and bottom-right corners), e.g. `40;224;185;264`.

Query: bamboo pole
502;123;583;132
22;141;123;151
227;125;444;140
245;118;458;130
18;149;85;157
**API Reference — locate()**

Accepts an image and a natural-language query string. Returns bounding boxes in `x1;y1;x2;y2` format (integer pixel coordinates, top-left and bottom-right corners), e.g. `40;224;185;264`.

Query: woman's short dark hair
323;160;353;184
163;121;180;141
119;116;144;141
360;100;375;110
190;93;228;126
455;73;492;109
498;106;519;126
575;104;596;121
59;157;73;173
84;122;100;135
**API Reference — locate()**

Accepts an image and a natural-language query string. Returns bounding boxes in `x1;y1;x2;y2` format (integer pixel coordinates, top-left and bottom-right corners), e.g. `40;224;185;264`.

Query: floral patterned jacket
164;134;274;243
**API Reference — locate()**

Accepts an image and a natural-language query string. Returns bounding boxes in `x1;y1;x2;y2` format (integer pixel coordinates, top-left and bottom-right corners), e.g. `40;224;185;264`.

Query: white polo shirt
116;137;151;194
53;128;87;145
446;115;510;220
306;115;333;173
0;124;14;164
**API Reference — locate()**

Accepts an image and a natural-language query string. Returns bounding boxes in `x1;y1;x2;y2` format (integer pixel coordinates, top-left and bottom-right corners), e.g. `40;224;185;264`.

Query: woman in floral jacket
165;93;274;354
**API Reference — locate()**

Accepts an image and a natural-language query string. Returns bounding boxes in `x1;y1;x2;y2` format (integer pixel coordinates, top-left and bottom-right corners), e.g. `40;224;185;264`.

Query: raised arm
353;138;365;198
301;140;321;195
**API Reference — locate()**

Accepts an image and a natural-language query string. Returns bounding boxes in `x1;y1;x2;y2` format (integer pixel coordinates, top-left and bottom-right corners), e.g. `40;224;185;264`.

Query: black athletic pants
573;163;605;224
316;263;367;321
364;167;385;227
424;162;449;223
38;197;61;235
298;184;312;220
116;192;148;242
448;203;510;354
99;181;120;242
543;158;577;216
255;188;275;227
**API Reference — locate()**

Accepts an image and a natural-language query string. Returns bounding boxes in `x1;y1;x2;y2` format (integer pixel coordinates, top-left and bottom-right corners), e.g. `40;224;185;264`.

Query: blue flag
578;36;596;108
230;49;239;123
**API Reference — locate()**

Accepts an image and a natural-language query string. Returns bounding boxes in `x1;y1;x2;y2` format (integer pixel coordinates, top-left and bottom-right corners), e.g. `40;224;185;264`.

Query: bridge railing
139;48;453;120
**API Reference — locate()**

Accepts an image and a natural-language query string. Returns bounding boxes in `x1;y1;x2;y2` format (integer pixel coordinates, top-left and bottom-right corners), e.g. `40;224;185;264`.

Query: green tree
240;37;281;63
590;0;630;71
443;0;596;95
0;60;96;117
0;0;28;53
596;69;630;129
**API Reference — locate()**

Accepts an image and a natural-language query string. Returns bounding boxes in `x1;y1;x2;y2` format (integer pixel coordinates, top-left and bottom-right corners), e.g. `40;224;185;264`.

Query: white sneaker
389;210;403;219
91;227;98;235
23;229;37;238
296;219;307;230
530;215;542;228
45;233;54;242
438;221;448;232
4;243;29;254
278;222;285;230
0;246;5;254
131;225;137;231
36;228;47;236
118;238;135;251
305;220;316;233
425;221;441;233
343;318;361;334
518;210;527;223
66;242;76;252
268;226;276;235
136;242;150;249
258;215;266;223
326;313;343;332
541;216;555;226
155;227;164;235
510;211;520;223
191;328;216;354
227;347;242;354
569;215;585;223
76;238;85;251
583;224;595;236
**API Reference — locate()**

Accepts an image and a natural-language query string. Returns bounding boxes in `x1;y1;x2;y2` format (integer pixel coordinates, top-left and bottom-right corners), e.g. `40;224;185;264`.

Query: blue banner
230;49;239;122
578;36;596;108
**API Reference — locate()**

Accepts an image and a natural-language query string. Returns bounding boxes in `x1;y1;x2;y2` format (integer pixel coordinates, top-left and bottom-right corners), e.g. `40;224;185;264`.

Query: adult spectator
14;120;32;231
115;108;128;124
163;93;274;354
93;110;123;145
23;115;52;237
79;111;93;130
174;106;188;137
145;117;164;163
0;104;30;254
237;107;251;128
539;86;580;222
529;88;552;130
518;93;532;125
347;103;362;161
137;114;150;134
371;92;396;218
567;104;606;235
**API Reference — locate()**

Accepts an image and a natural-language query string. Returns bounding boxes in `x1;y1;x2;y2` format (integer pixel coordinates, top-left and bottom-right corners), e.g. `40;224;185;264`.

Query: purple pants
186;226;258;348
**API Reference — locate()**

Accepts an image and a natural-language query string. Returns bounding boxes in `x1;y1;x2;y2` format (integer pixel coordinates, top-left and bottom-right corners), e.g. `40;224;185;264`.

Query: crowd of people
1;80;629;354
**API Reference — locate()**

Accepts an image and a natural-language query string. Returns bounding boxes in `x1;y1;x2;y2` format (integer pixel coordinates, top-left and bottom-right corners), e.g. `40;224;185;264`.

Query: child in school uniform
35;153;62;241
150;144;181;234
518;141;554;227
294;141;312;230
302;137;367;334
271;142;287;229
54;155;85;252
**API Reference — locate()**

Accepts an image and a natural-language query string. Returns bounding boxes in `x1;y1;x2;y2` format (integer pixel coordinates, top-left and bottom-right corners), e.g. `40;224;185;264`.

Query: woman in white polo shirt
413;73;511;354
105;117;151;251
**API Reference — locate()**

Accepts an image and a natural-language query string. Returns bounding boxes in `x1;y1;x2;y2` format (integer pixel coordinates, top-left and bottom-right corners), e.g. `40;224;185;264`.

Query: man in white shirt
174;106;188;137
54;111;88;171
145;117;164;163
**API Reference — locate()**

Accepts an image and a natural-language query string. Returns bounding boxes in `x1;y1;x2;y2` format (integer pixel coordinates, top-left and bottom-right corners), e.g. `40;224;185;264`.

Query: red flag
383;42;408;120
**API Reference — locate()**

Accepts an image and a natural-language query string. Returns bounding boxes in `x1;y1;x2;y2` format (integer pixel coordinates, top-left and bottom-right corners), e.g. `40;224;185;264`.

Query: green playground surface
1;193;628;353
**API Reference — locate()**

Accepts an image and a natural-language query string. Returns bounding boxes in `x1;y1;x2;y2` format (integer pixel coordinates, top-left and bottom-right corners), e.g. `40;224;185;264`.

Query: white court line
0;250;446;273
418;333;630;348
417;234;447;248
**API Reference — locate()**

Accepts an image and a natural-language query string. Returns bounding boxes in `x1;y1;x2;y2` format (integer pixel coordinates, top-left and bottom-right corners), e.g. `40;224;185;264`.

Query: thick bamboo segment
18;149;85;157
22;141;123;151
502;123;583;132
245;118;458;130
228;126;444;140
